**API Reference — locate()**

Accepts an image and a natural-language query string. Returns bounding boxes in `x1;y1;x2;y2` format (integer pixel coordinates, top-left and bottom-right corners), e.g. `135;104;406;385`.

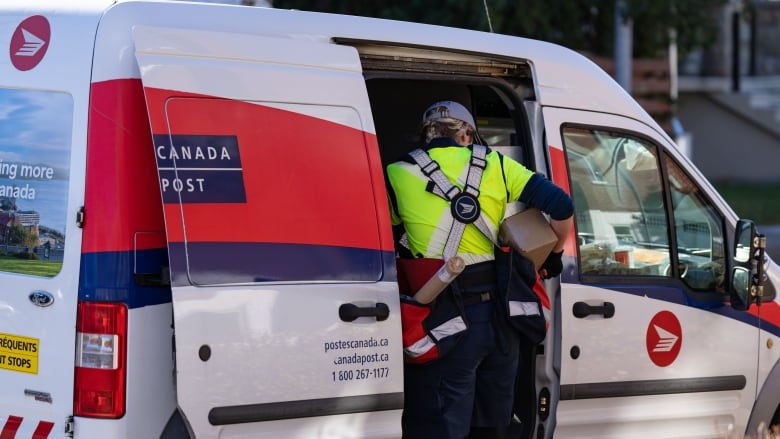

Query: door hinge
65;415;74;437
76;206;85;229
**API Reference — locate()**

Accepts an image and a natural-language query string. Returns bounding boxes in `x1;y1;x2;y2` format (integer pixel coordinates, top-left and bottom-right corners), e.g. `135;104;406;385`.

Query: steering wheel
664;260;689;278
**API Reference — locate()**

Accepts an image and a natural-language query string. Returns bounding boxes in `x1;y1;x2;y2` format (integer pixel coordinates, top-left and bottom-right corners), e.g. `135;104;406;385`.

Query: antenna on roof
482;0;494;33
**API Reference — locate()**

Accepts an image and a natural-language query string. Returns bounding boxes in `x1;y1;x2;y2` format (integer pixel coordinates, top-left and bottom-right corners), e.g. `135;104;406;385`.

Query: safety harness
400;144;548;361
407;144;499;259
399;145;494;361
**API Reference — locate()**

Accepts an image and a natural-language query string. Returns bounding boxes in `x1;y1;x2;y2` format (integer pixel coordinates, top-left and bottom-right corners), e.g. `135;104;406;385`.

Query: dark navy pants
402;301;520;439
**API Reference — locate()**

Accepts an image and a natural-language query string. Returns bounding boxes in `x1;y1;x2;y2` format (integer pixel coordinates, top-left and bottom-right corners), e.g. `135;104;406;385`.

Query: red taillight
74;301;127;418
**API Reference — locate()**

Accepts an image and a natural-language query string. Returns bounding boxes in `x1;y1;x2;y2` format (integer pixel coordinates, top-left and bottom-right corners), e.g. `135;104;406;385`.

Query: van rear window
0;88;72;277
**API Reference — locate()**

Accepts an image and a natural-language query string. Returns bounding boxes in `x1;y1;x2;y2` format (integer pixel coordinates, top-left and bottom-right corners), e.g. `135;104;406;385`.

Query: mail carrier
0;1;778;438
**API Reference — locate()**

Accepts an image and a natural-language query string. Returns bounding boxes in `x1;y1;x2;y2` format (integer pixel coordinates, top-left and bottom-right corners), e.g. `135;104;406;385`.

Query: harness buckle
470;156;487;170
421;160;440;176
444;185;461;200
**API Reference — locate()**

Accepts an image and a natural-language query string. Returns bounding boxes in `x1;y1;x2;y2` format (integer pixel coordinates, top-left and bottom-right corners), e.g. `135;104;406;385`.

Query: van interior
355;42;542;438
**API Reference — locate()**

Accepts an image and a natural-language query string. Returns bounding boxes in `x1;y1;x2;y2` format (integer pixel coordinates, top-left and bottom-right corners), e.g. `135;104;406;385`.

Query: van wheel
160;409;192;439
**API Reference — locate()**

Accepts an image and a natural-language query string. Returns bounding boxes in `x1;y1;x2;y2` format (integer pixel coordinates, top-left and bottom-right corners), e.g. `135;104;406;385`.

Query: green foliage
714;181;780;225
7;224;26;245
23;231;38;254
0;254;60;276
273;0;724;58
13;251;38;260
626;0;726;59
4;224;38;253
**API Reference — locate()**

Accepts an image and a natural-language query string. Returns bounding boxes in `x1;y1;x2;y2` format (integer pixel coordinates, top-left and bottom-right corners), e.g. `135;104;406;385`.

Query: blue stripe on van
761;315;780;337
166;242;396;287
580;282;780;337
79;245;397;308
79;248;172;309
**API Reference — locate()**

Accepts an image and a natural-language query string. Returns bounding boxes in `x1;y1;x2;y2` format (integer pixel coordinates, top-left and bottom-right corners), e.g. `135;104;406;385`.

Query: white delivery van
0;1;777;438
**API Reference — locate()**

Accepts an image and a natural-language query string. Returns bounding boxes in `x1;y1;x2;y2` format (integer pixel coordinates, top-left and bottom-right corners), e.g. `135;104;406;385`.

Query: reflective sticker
646;311;682;367
0;416;22;439
32;420;54;439
0;417;54;439
0;332;39;374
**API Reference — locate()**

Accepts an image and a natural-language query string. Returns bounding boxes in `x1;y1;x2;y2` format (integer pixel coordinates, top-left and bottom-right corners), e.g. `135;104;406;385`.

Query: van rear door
0;7;96;438
133;25;403;438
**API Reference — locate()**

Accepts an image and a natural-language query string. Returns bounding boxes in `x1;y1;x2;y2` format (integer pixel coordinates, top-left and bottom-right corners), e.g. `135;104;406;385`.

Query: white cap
422;101;476;129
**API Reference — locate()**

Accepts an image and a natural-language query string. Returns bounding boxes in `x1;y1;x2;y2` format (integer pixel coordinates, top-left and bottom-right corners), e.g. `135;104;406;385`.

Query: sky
0;89;72;179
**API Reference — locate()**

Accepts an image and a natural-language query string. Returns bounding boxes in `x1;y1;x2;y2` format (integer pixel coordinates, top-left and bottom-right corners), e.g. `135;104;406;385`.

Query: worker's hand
540;250;564;279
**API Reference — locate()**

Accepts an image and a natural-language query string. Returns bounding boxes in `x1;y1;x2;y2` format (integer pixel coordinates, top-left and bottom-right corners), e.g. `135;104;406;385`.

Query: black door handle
573;301;615;318
339;303;390;322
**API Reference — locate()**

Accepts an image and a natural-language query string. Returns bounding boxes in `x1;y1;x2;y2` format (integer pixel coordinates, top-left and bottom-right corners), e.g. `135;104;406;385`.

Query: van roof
4;0;661;137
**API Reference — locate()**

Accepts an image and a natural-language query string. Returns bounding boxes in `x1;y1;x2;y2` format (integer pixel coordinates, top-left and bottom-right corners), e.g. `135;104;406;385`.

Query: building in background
677;0;780;183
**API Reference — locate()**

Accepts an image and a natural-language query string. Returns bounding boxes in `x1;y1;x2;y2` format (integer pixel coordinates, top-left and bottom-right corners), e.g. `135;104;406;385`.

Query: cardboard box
498;207;558;269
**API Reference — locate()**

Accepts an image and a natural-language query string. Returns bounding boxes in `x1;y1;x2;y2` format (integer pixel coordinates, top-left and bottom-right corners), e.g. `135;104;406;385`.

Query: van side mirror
730;219;766;311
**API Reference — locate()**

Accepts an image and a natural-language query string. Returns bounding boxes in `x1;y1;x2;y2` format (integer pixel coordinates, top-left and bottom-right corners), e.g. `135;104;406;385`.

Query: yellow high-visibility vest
387;145;534;264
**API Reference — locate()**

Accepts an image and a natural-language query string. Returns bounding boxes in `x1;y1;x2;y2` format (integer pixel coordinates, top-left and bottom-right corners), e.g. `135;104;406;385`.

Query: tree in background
7;224;26;246
23;230;38;255
0;197;16;211
273;0;724;60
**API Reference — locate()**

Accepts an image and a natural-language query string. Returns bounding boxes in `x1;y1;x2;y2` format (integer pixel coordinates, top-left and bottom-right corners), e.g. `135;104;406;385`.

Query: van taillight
74;301;127;418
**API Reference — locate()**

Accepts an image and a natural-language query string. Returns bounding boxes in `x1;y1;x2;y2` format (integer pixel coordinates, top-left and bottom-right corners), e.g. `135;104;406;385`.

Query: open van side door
545;107;759;438
133;26;403;438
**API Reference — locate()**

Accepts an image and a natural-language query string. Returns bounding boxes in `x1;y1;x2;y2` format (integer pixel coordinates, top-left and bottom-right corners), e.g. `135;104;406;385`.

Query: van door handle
339;303;390;322
573;301;615;318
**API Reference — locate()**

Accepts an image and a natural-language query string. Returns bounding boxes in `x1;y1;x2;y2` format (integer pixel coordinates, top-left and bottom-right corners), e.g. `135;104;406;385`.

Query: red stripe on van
548;146;576;256
31;421;54;439
142;86;393;252
0;416;22;439
84;79;166;254
749;300;780;330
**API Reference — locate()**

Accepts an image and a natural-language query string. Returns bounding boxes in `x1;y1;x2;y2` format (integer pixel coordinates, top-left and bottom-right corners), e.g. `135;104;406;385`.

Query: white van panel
132;25;373;133
132;19;402;438
0;5;96;437
557;282;757;439
556;392;743;439
172;284;402;437
559;284;758;383
213;411;402;439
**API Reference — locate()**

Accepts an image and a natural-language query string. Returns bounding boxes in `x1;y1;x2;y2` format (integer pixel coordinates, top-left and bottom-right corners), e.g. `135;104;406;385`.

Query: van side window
564;126;727;290
0;89;72;277
564;127;671;277
664;155;726;291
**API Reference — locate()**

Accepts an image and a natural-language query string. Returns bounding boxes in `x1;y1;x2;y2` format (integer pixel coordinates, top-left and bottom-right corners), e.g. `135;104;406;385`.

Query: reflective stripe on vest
509;300;541;317
403;315;467;358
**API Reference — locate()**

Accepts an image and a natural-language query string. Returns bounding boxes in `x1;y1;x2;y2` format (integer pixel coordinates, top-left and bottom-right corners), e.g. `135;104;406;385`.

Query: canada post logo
646;310;682;367
10;16;50;71
451;193;480;224
154;134;246;204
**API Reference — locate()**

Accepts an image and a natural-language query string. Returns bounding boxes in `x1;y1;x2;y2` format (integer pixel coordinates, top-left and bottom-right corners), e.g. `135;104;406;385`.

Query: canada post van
0;1;778;438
